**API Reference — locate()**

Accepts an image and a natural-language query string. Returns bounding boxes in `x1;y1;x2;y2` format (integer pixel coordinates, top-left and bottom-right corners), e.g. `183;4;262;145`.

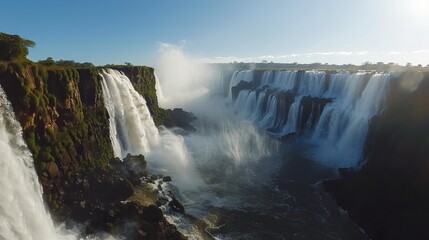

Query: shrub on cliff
0;32;35;61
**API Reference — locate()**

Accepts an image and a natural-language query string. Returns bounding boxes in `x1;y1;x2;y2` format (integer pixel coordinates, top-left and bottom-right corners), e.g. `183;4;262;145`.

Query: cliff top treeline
0;32;147;69
214;62;429;72
0;32;35;62
3;32;428;73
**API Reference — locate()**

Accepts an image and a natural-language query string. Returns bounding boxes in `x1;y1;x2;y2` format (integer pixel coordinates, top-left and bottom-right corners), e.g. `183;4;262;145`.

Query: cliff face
0;62;185;239
325;72;429;240
0;63;113;208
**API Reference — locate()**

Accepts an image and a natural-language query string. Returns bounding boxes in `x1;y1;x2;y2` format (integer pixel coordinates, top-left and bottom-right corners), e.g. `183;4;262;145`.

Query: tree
38;57;55;66
0;32;35;61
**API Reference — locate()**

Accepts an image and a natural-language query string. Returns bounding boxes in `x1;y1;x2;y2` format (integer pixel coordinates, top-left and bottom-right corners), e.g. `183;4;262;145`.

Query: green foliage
25;132;40;156
37;146;55;162
28;92;40;110
58;129;74;149
0;32;35;61
38;58;95;68
38;57;55;66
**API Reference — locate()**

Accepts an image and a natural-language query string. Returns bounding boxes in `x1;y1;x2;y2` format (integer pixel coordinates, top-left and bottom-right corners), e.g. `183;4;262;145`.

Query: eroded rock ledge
0;62;186;239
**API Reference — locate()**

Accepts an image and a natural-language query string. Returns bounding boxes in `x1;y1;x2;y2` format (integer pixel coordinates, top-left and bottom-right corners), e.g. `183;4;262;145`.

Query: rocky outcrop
298;96;332;131
159;108;197;131
231;80;256;100
0;62;185;239
0;63;113;209
325;72;429;240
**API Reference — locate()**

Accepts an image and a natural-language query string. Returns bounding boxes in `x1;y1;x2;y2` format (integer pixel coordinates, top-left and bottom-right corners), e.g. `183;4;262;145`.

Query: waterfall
251;91;267;122
270;70;297;90
280;96;303;135
297;71;326;97
228;70;253;100
259;70;273;87
229;70;391;168
0;85;59;240
100;69;159;159
101;69;200;189
154;73;165;106
258;94;278;129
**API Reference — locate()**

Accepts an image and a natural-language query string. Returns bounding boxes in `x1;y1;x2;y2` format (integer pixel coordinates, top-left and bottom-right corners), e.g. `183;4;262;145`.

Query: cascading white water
280;96;303;135
146;45;371;239
101;69;200;189
323;72;350;98
228;70;253;100
251;91;267;122
154;73;165;106
258;94;278;129
234;89;251;116
230;70;391;168
313;73;370;140
0;85;59;240
100;69;159;159
259;71;273;87
270;70;297;90
297;71;326;97
315;73;390;167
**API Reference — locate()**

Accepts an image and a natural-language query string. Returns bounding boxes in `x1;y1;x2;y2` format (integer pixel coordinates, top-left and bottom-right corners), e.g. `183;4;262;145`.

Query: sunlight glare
407;0;429;22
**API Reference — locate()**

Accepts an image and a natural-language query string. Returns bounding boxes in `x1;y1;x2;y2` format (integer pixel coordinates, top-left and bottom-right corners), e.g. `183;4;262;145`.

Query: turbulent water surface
100;67;381;239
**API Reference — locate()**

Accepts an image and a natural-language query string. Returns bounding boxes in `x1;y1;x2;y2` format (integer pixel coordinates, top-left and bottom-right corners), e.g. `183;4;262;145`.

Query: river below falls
159;126;368;240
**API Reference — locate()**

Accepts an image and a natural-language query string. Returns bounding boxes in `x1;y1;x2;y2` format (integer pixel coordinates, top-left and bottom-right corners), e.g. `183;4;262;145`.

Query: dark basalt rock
231;80;256;100
299;96;332;132
162;176;172;182
169;197;185;214
325;72;429;240
156;196;169;206
160;108;197;131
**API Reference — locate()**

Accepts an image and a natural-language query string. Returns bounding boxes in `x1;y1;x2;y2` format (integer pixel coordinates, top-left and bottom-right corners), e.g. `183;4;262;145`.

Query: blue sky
2;0;429;66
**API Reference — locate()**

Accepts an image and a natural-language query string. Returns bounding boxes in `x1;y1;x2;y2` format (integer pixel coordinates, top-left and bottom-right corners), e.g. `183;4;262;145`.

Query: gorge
1;48;429;239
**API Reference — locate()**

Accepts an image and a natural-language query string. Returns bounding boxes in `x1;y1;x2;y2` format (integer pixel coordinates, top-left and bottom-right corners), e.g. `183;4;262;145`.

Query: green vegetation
0;60;114;210
38;57;94;68
0;32;35;61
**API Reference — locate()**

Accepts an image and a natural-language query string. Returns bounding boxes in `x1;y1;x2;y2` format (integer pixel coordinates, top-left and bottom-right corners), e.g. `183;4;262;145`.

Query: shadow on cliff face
325;72;429;240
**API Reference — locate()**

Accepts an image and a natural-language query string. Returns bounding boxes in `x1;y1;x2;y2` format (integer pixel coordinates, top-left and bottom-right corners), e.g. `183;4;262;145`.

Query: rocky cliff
325;72;429;240
0;62;185;239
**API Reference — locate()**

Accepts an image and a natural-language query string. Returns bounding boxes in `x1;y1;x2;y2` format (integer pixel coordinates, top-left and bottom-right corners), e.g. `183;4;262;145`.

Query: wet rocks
162;176;172;182
160;108;197;131
156;196;169;206
168;197;185;214
231;80;256;100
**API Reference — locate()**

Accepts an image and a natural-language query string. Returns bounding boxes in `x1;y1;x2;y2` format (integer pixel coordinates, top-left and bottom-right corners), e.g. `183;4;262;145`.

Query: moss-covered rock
0;62;113;209
0;61;186;239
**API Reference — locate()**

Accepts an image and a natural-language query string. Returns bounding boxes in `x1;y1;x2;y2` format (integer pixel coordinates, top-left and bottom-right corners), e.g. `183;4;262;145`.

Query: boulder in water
168;197;185;213
162;176;172;182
